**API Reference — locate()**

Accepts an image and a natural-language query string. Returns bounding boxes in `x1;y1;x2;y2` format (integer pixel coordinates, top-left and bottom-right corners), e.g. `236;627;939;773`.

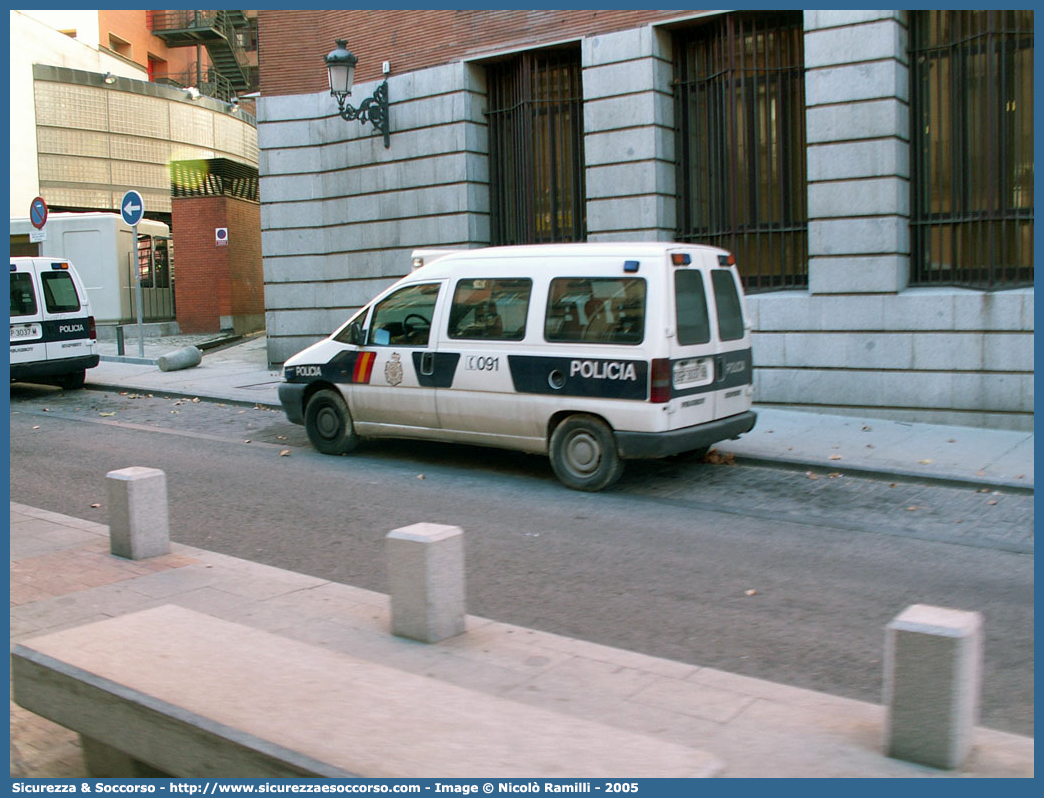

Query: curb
726;453;1034;495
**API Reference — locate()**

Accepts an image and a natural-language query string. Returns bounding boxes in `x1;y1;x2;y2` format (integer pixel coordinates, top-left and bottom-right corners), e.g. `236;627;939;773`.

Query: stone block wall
256;10;1033;429
259;64;489;364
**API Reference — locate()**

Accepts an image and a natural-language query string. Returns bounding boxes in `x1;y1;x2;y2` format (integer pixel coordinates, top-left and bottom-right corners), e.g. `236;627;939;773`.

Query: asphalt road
9;385;1035;736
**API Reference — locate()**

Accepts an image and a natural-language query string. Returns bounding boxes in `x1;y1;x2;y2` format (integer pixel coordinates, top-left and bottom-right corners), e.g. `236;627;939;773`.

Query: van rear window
545;277;645;345
711;269;745;341
10;273;37;317
449;278;531;341
674;270;710;345
41;271;81;313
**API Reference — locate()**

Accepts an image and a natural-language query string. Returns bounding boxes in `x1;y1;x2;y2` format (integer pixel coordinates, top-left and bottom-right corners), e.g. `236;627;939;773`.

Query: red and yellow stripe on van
352;351;376;383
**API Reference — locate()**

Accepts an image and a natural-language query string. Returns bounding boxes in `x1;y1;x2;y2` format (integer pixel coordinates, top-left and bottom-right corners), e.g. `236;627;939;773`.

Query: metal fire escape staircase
149;10;251;100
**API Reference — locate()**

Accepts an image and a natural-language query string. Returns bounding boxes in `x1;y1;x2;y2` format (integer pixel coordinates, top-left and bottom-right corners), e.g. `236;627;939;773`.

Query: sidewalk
87;332;1034;493
9;503;1035;778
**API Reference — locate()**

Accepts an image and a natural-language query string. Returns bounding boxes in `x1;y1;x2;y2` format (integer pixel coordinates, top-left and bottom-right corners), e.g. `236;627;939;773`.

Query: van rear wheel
59;370;86;390
305;389;359;455
549;415;624;491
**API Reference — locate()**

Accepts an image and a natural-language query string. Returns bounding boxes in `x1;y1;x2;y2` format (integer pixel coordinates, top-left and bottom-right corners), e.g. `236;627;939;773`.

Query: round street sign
30;196;48;229
120;190;145;227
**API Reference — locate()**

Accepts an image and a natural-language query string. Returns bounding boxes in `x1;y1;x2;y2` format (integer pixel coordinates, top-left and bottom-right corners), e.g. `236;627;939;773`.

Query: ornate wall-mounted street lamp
325;39;390;148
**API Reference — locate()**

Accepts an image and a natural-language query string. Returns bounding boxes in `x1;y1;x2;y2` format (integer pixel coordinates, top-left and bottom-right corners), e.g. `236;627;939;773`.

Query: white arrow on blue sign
120;190;145;227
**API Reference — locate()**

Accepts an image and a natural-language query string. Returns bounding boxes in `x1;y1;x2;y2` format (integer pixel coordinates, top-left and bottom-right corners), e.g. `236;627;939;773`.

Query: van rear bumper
10;354;100;382
615;410;757;459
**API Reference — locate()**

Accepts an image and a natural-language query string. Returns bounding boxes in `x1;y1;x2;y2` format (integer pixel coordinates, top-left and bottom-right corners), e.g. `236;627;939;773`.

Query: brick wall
258;9;694;96
172;195;263;334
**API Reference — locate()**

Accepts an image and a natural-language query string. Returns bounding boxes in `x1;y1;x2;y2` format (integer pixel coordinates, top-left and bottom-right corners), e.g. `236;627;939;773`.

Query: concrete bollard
386;523;465;643
157;346;202;372
884;604;983;769
106;467;171;559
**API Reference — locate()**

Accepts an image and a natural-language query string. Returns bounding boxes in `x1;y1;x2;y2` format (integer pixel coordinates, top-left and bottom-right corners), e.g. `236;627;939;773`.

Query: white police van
279;242;756;491
10;257;99;390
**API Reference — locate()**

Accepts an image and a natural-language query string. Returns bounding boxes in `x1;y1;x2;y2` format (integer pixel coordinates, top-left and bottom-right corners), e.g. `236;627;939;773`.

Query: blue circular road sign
120;190;145;227
30;196;48;229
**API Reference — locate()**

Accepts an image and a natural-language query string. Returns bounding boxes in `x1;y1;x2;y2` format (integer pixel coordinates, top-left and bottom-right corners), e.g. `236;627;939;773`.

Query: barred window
674;12;808;292
910;11;1033;288
487;49;586;245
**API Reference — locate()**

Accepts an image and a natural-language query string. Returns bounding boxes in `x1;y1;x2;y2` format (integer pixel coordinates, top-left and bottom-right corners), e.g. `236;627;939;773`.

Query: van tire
60;370;86;390
549;415;624;491
305;389;359;455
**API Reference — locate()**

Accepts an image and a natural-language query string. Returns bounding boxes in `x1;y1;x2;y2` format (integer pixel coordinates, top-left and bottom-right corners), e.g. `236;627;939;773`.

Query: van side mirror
348;322;364;346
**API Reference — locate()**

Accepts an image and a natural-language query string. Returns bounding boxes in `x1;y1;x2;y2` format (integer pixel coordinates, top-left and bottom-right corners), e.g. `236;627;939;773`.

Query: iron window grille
487;49;586;245
910;10;1033;289
674;12;808;292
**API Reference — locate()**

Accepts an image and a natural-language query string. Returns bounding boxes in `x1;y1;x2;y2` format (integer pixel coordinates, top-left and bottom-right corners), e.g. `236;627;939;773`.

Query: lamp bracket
335;80;390;148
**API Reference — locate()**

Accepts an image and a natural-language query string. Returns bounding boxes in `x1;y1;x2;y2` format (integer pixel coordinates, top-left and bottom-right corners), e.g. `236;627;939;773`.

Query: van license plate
673;358;710;387
10;323;41;342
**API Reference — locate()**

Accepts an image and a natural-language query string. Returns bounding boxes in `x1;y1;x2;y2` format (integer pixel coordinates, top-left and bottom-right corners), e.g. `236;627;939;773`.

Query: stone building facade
257;10;1033;429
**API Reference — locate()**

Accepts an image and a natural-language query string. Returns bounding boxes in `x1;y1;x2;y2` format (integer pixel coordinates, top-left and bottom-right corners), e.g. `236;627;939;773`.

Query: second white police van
279;242;756;491
10;257;99;390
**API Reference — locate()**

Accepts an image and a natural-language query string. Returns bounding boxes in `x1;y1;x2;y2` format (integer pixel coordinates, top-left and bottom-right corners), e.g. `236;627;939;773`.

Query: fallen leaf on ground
987;500;998;506
745;589;758;597
705;449;736;465
806;472;820;480
919;459;934;464
906;506;923;511
90;503;100;508
99;412;115;417
278;449;291;457
829;454;842;461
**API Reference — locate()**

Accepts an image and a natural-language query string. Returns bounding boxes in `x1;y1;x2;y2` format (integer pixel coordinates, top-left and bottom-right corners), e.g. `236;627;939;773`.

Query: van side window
545;277;646;345
675;270;710;345
711;269;745;341
449;278;531;341
41;272;81;313
368;283;440;347
10;273;38;316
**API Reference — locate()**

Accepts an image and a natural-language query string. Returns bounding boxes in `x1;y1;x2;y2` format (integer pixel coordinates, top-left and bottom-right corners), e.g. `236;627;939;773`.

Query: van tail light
650;358;672;403
88;316;97;340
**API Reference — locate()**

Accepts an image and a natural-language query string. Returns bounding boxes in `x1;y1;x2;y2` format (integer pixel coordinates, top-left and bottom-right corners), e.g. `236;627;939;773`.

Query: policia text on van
10;258;99;390
278;243;756;491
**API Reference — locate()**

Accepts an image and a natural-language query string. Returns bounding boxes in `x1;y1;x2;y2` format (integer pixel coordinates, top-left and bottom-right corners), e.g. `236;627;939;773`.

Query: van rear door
707;265;753;420
9;261;45;368
666;264;720;429
38;263;94;363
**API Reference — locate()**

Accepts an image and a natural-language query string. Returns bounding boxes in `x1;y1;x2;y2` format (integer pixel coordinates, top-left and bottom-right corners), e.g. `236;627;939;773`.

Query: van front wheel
305;389;359;455
549;415;624;491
